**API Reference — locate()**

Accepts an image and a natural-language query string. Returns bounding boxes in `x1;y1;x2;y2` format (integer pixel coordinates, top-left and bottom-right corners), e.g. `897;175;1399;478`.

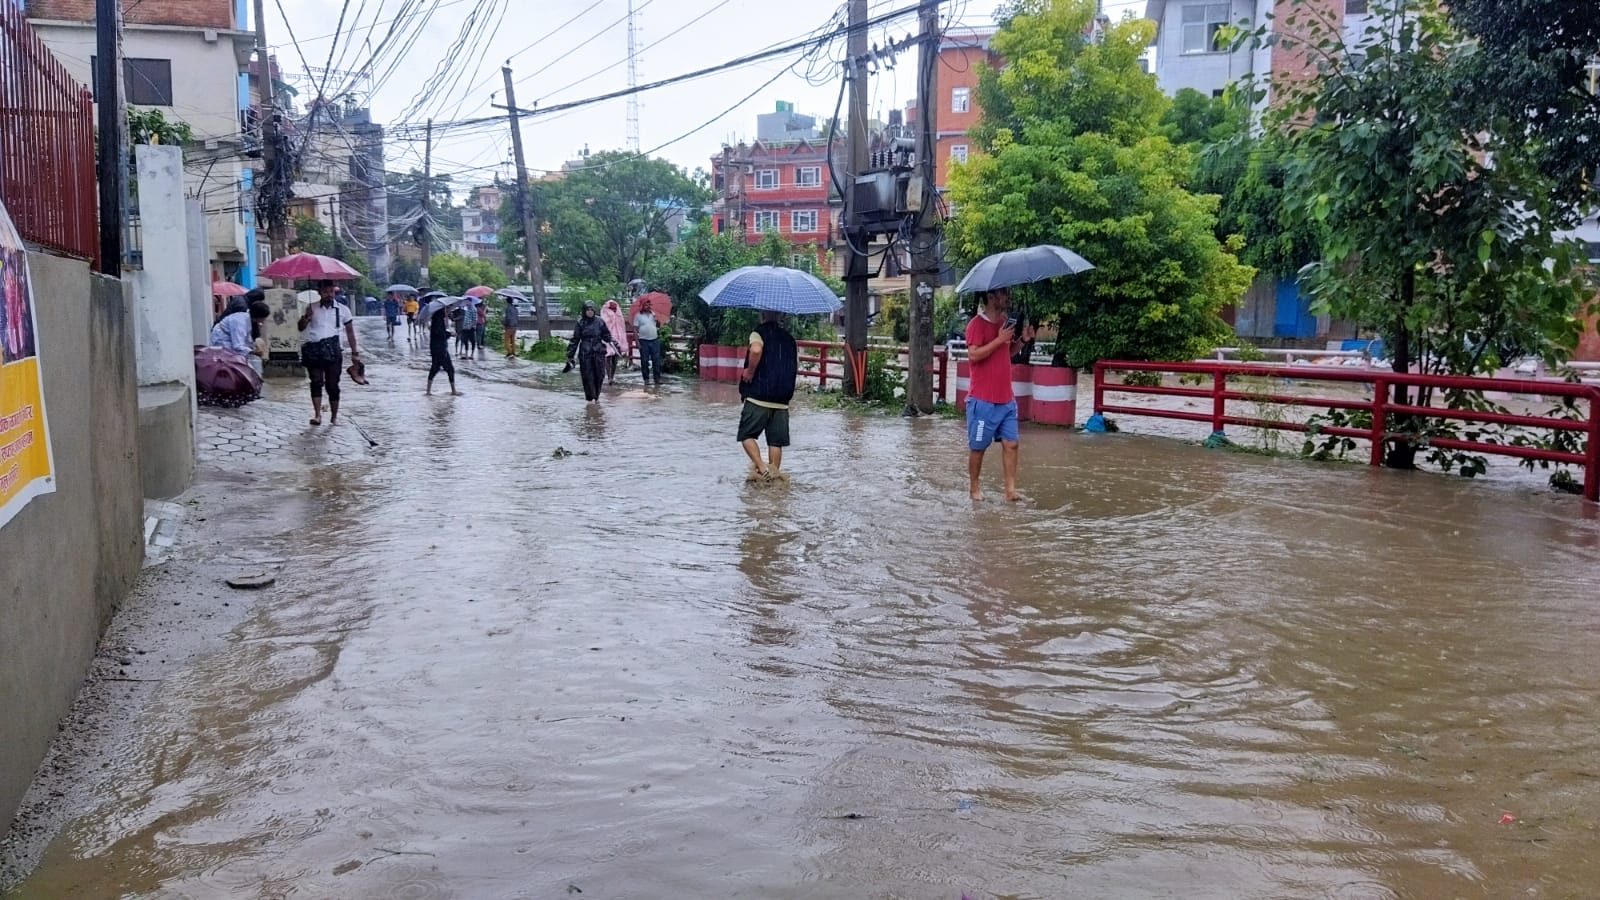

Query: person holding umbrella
738;311;799;482
425;301;461;396
700;265;839;481
566;301;621;402
297;279;361;426
633;296;663;386
953;244;1093;502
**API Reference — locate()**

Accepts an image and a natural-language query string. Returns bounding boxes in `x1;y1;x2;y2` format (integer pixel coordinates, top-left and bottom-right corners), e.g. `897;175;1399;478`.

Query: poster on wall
0;197;56;528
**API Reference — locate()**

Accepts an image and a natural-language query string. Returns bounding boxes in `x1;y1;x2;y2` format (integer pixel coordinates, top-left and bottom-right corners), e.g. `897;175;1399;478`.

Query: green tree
425;252;505;296
1193;127;1324;279
1273;0;1593;468
1447;0;1600;219
1159;88;1242;148
499;152;708;286
646;230;757;343
948;0;1253;365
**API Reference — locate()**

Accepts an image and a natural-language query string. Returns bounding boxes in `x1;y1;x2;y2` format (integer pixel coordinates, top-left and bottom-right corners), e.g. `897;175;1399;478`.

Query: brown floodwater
10;326;1600;898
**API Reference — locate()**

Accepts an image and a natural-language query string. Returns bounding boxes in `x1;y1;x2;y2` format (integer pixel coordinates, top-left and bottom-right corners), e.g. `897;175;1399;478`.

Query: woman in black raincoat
566;301;621;402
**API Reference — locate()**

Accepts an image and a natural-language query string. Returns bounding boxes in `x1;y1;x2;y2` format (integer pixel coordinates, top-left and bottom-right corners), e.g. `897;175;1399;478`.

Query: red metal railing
794;340;948;398
1094;360;1600;502
0;3;98;264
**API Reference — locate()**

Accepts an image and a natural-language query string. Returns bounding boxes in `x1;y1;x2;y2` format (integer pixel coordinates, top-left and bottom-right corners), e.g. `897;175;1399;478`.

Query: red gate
0;3;98;264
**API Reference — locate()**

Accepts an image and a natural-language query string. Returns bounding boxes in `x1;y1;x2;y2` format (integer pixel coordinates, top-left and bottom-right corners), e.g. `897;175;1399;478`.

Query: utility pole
502;66;551;340
625;0;641;153
420;118;433;282
905;0;941;414
251;0;287;261
94;0;122;275
843;0;870;397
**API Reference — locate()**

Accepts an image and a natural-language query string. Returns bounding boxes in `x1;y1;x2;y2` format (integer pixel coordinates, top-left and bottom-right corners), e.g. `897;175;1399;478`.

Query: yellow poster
0;197;56;528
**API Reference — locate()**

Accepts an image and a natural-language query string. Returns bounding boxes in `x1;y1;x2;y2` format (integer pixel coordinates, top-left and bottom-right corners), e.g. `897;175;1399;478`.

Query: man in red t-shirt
964;287;1034;501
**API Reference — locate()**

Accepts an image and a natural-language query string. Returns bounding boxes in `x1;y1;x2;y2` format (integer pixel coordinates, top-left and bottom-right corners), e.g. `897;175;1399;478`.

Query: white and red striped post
1030;365;1078;426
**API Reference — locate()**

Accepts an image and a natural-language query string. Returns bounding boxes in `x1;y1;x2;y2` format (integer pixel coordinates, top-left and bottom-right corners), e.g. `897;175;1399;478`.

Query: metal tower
626;0;641;152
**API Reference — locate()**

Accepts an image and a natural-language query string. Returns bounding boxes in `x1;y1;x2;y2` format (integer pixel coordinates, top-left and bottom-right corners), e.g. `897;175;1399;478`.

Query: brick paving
197;382;373;466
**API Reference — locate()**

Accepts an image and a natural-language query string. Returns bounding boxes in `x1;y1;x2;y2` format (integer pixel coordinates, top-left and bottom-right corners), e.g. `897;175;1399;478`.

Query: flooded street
10;322;1600;898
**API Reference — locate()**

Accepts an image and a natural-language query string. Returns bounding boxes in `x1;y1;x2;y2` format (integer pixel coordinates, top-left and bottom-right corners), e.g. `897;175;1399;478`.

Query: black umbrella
954;244;1094;294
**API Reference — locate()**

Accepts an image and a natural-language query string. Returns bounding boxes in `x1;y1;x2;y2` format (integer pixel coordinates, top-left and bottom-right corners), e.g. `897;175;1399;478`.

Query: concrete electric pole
905;0;941;414
501;67;552;340
843;0;871;398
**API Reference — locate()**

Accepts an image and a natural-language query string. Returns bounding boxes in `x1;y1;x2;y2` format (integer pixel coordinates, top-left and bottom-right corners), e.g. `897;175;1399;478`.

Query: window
1180;3;1230;54
125;58;174;106
91;57;174;106
951;86;971;114
754;211;779;233
1345;0;1368;13
756;169;778;190
790;252;815;273
792;210;818;233
950;144;969;164
796;166;822;187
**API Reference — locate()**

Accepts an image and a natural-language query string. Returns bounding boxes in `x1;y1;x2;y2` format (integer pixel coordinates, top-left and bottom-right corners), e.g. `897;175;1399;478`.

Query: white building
28;0;258;282
1145;0;1376;100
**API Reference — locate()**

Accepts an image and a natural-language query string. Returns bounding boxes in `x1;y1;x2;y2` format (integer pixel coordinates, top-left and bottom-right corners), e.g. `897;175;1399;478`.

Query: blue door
1273;279;1316;339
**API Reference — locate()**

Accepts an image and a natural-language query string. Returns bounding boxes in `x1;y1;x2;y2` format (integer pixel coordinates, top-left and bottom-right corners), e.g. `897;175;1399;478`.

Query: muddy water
12;326;1600;898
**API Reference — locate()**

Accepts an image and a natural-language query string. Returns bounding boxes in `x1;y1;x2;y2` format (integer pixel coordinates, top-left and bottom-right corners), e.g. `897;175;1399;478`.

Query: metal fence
0;2;98;264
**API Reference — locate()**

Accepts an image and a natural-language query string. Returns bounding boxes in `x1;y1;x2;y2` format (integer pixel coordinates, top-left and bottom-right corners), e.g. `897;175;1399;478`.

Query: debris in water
553;447;574;459
226;572;277;589
567;885;583;894
1499;813;1517;825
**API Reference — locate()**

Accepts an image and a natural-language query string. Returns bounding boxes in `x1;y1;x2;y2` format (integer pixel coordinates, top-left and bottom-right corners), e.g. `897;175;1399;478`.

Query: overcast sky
268;0;1145;194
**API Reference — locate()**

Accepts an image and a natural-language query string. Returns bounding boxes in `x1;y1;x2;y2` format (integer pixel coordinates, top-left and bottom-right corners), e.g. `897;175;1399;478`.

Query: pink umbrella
195;347;262;407
259;252;362;281
465;285;495;298
212;281;248;297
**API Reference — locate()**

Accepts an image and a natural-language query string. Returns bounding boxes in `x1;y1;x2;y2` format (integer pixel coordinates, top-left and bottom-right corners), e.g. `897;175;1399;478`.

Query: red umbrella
465;285;495;298
629;292;671;322
259;252;362;281
195;348;262;407
212;281;248;297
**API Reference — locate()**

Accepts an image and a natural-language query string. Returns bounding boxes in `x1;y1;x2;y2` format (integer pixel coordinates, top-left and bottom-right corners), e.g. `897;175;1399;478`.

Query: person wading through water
566;301;621;402
297;280;360;426
738;311;799;482
426;303;461;396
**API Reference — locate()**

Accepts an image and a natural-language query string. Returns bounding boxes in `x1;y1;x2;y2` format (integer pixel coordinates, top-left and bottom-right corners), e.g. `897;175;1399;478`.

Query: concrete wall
0;253;143;836
1151;0;1259;98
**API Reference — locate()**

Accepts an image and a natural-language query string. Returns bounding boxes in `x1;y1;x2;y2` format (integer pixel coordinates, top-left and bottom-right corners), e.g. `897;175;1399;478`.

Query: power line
514;0;938;122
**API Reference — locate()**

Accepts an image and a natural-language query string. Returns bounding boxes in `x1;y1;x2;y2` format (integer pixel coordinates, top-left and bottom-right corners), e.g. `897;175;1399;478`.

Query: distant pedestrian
737;311;798;482
502;297;520;359
474;298;488;358
457;299;478;359
633;297;662;386
567;301;621;402
963;287;1034;502
297;279;360;426
383;292;402;340
601;299;629;384
404;294;421;341
426;305;461;396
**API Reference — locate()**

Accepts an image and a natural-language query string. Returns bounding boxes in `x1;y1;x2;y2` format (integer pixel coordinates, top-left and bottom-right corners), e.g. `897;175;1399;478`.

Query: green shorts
737;401;790;447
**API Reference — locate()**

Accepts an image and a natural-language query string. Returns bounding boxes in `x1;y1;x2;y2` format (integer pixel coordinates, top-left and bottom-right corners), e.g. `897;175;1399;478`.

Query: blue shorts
967;398;1019;451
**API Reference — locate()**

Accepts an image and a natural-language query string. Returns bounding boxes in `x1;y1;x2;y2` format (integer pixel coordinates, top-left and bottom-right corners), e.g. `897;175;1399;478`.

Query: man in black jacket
737;311;799;481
